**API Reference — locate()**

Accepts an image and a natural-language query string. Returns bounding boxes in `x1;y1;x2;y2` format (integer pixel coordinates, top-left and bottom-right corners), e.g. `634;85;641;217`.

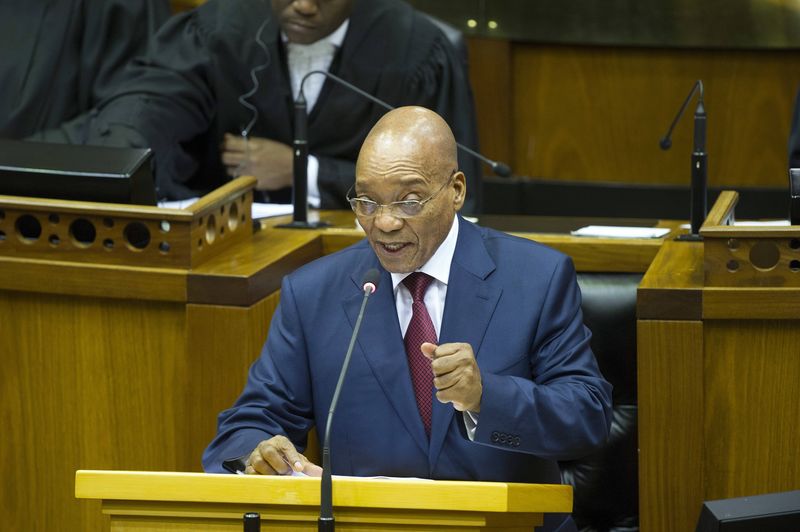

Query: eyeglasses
346;171;456;218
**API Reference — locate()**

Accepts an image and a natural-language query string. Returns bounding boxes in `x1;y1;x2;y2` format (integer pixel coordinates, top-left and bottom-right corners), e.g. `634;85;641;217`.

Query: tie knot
403;272;434;302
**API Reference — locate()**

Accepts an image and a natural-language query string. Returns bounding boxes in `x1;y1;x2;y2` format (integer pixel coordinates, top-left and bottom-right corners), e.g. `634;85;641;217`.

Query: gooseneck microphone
283;69;512;227
300;70;512;177
659;80;707;240
319;269;381;532
279;89;331;228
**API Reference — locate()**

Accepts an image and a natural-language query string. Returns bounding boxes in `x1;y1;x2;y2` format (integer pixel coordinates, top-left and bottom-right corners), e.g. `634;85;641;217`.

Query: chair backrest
560;273;641;531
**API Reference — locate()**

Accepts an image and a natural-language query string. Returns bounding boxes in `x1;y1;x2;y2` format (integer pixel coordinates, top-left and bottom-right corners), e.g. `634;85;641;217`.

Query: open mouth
379;242;410;254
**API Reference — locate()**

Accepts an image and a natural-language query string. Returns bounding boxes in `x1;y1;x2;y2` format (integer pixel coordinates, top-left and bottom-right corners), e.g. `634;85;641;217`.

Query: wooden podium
637;191;800;531
75;470;572;531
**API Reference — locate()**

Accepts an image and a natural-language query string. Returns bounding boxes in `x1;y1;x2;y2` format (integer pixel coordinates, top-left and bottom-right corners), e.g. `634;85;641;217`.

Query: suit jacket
65;0;481;213
203;217;612;489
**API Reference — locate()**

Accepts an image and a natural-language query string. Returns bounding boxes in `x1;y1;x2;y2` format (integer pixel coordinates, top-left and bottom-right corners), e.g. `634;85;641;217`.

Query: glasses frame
346;170;457;219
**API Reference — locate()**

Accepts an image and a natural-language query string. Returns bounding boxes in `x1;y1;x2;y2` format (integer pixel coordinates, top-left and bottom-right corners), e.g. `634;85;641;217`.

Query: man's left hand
421;342;482;413
221;134;294;190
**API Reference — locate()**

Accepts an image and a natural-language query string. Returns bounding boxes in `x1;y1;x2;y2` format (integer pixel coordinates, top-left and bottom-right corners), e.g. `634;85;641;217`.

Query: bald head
353;107;467;273
357;106;458;185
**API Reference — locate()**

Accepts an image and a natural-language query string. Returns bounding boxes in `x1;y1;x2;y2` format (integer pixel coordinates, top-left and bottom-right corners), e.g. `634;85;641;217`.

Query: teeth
383;243;404;251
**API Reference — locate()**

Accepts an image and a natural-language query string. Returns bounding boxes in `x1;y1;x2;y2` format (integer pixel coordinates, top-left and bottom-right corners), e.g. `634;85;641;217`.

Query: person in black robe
0;0;170;139
59;0;482;213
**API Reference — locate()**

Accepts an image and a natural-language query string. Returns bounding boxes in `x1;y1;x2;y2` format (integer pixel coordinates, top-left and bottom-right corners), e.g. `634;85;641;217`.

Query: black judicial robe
69;0;482;213
0;0;170;138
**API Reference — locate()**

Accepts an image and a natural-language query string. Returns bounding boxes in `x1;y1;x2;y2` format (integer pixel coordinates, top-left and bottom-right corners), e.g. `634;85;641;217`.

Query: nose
291;0;319;16
372;209;404;232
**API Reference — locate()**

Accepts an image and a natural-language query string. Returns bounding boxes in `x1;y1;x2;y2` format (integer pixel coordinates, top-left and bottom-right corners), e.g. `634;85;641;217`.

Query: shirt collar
280;18;349;48
391;215;460;291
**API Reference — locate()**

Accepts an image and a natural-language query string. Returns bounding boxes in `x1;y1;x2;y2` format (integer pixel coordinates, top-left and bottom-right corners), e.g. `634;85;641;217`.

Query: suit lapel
429;218;501;469
342;267;429;455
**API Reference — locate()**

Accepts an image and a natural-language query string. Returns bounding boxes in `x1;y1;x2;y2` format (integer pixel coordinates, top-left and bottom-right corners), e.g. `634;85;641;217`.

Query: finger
224;133;247;152
433;369;460;391
301;460;323;477
222;151;246;166
249;449;280;475
420;342;438;359
276;444;306;473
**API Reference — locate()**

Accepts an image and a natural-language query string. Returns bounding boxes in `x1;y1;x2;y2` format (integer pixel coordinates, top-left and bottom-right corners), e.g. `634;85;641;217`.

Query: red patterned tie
403;272;437;437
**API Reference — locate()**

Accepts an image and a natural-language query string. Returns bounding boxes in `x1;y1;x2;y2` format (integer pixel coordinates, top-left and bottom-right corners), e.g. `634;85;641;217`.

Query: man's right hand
245;435;323;476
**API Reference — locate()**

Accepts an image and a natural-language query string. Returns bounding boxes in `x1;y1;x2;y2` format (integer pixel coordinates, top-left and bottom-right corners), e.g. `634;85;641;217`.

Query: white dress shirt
283;20;349;208
391;216;479;439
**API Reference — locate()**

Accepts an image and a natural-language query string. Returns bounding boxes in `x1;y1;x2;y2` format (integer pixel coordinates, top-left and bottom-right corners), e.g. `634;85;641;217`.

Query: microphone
283;69;512;227
243;512;260;532
319;269;381;531
790;168;800;225
279;88;330;228
659;80;707;240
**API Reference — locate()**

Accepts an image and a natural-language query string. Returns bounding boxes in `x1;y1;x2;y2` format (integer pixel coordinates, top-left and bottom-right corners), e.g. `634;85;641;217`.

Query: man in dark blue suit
202;106;612;531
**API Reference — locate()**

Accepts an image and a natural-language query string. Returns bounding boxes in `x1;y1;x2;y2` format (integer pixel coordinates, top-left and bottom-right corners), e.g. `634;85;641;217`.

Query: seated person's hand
222;134;294;191
422;342;483;413
245;434;322;476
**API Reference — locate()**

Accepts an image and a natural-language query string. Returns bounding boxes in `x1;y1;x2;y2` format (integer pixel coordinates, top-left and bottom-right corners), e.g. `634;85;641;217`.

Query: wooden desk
0;192;669;531
637;192;800;531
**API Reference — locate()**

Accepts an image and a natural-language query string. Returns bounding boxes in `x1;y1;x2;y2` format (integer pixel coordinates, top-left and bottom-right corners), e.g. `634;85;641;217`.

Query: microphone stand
282;70;513;228
318;271;379;531
659;80;707;241
278;89;330;229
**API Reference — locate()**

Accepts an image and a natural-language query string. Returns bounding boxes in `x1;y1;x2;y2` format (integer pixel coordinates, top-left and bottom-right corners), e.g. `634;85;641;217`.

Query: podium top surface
75;470;573;514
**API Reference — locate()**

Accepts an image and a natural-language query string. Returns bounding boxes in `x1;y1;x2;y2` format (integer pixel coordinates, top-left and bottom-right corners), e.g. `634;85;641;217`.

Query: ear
451;171;466;210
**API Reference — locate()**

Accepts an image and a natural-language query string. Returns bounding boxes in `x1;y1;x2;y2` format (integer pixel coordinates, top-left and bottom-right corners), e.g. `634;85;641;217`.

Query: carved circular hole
241;214;246;222
160;220;171;233
124;222;151;250
0;230;5;242
48;213;59;224
69;218;96;247
228;202;240;232
727;238;739;251
205;215;217;244
749;241;780;271
790;260;800;272
0;209;5;221
159;241;171;254
197;238;203;249
726;260;740;272
220;226;225;235
103;217;114;228
16;214;42;242
103;238;114;250
48;234;60;246
791;238;800;251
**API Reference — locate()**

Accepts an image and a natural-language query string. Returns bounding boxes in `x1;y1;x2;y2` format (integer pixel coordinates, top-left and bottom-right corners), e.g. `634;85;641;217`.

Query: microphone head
362;268;380;294
659;137;672;150
492;161;512;178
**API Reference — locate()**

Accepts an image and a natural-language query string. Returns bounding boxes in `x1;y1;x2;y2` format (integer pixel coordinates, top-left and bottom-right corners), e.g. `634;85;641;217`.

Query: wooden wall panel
0;292;185;532
466;37;512;170
184;293;282;467
703;319;800;500
508;45;800;187
637;319;704;532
